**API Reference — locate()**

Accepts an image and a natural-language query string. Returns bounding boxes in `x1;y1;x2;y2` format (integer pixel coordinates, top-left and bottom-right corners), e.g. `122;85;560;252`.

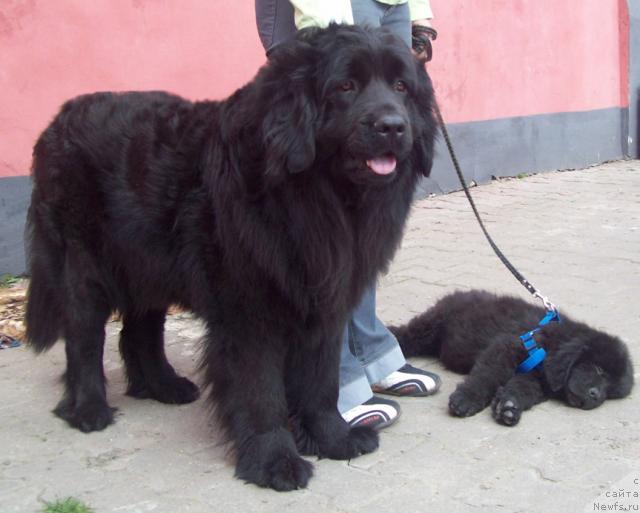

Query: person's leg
348;286;407;388
254;0;297;55
351;0;385;29
347;285;441;397
348;286;441;397
341;285;440;427
339;320;401;430
337;323;374;414
379;2;411;47
351;0;411;47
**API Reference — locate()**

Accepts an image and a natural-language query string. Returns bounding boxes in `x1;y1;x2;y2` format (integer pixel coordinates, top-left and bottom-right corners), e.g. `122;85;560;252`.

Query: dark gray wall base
0;175;31;275
629;0;640;158
0;106;629;274
418;106;627;195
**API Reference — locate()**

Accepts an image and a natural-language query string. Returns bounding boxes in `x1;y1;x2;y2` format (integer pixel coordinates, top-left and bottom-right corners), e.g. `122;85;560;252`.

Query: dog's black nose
374;114;406;138
588;387;601;400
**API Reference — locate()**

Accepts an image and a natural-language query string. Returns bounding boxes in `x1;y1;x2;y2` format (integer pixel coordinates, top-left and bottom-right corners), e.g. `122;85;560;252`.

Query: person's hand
411;19;437;63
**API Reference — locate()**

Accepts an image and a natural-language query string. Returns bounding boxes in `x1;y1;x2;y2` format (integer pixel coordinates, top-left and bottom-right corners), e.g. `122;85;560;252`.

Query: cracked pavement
1;160;639;512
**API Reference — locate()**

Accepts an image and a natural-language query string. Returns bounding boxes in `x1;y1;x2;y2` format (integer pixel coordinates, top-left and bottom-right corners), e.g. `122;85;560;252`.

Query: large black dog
391;290;634;426
25;25;436;490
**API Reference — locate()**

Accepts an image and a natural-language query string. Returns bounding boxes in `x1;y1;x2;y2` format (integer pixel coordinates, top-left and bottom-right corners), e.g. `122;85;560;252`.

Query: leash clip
534;291;558;315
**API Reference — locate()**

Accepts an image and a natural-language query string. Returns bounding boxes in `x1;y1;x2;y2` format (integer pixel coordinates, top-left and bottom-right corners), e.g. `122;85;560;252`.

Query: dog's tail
24;200;65;353
389;307;445;358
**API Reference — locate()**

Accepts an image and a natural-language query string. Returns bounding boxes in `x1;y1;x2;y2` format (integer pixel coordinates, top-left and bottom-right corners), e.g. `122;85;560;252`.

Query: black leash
433;102;558;314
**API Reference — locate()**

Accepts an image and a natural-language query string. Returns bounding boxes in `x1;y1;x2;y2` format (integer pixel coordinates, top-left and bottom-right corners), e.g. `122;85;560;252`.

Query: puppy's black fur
25;25;436;490
391;290;634;426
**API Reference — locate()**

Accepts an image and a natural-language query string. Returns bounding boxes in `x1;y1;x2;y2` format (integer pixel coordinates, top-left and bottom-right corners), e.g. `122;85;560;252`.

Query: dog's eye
394;80;408;93
339;80;355;92
595;365;604;376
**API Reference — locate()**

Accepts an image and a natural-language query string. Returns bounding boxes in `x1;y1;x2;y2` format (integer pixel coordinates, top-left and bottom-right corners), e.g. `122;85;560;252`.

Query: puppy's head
544;331;634;410
564;360;608;410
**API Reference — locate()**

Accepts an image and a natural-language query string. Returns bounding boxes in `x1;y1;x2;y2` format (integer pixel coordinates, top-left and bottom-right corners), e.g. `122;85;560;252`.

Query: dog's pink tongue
366;155;397;175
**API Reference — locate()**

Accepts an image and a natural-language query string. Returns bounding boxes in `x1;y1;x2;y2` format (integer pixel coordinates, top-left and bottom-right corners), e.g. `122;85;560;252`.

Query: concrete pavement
1;160;639;513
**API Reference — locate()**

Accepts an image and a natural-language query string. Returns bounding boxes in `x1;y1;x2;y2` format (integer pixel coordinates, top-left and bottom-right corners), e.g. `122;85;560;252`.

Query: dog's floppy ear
262;85;317;176
261;38;319;179
543;338;587;392
608;357;634;398
605;341;634;398
410;61;438;177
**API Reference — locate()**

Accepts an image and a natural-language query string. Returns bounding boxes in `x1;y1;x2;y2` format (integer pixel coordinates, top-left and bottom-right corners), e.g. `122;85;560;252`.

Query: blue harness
516;309;561;373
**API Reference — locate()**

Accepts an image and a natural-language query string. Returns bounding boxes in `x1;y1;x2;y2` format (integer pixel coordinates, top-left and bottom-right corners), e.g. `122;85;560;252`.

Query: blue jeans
338;286;406;412
254;0;410;413
351;0;411;47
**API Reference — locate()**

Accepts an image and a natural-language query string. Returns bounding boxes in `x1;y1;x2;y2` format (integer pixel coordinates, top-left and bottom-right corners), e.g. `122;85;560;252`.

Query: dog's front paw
448;387;486;418
127;373;200;405
311;424;379;460
240;450;313;492
54;397;116;433
325;425;379;459
297;410;380;460
235;428;313;491
491;390;522;426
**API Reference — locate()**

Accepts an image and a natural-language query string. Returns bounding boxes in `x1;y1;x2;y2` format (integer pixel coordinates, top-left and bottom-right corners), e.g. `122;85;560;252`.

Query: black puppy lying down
390;290;634;426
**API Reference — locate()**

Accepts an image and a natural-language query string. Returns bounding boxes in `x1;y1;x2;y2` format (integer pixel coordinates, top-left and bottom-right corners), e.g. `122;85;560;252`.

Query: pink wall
0;0;265;178
429;0;629;122
0;0;630;178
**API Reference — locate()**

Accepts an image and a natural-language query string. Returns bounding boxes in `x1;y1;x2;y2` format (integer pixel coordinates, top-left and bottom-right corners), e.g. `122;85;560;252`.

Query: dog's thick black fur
25;25;436;490
391;290;634;426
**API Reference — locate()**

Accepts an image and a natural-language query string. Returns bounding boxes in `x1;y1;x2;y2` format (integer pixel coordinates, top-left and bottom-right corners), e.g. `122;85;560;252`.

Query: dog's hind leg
448;334;526;418
491;373;547;426
119;309;199;404
53;250;115;432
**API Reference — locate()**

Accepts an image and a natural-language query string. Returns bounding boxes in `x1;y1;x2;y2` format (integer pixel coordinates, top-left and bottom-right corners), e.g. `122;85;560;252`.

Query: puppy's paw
491;390;522;426
448;387;486;418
